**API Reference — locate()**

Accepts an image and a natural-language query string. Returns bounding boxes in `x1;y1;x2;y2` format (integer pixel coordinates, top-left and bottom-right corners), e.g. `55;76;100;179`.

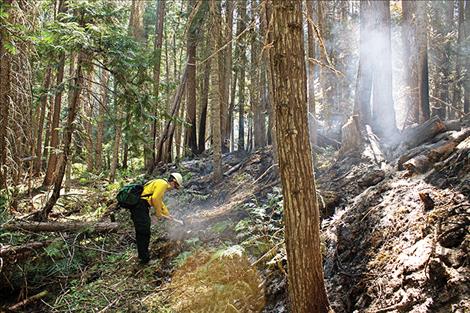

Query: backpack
116;183;147;208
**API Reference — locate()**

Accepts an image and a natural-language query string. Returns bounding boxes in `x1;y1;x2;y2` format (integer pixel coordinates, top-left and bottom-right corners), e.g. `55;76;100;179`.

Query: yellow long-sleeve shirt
141;179;171;217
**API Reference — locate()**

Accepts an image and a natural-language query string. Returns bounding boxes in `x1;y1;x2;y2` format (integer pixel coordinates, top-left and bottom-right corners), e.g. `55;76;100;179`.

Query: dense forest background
1;0;468;195
0;0;469;312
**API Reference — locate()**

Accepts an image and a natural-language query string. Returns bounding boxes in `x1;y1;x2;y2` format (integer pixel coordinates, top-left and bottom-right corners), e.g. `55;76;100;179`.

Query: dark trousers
129;199;151;263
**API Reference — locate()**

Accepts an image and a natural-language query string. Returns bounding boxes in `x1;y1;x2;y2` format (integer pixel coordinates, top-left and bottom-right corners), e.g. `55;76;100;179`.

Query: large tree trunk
95;69;109;173
43;0;67;187
210;0;222;181
40;53;85;221
452;0;465;117
370;0;396;138
237;1;247;151
306;0;317;148
354;0;373;126
0;2;12;189
223;0;234;152
34;66;52;176
463;0;470;113
184;0;198;156
269;1;331;312
43;52;66;186
403;1;420;124
262;0;279;168
251;0;265;150
151;0;166;168
431;1;453;119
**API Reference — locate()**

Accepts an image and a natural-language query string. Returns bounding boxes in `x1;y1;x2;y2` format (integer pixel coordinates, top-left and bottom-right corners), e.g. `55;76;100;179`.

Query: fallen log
403;154;432;174
403;116;446;148
8;290;48;311
3;221;120;233
444;119;461;132
0;240;54;263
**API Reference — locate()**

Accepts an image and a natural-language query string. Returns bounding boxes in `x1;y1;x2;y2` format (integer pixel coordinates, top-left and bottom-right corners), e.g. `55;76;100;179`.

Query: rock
399;237;433;272
357;169;385;187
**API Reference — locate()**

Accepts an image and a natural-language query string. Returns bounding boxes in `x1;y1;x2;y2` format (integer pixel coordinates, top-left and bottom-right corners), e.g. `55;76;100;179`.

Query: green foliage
211;245;245;261
211;220;232;234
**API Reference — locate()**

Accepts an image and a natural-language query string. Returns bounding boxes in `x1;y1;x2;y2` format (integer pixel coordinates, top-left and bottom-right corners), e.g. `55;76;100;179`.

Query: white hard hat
170;172;183;188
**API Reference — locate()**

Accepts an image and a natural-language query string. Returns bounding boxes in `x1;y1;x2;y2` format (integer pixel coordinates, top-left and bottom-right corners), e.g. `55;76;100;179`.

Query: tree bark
198;52;211;154
370;0;396;138
354;0;373;126
43;52;66;186
95;68;109;173
403;0;420;124
306;0;317;147
210;0;223;181
40;53;85;220
223;0;234;152
155;65;188;165
452;0;465;117
43;0;67;187
34;66;52;175
151;0;166;168
0;2;12;189
263;0;279;169
269;1;331;312
83;68;94;172
238;1;247;151
184;0;198;156
463;0;470;113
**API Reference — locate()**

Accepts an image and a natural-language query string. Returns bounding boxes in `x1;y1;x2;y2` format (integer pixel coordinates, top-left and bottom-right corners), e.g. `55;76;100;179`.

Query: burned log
403;116;446;148
3;221;120;233
403;154;432;174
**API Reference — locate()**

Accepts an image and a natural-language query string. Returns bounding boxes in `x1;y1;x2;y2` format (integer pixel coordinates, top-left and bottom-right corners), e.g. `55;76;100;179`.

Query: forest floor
1;121;469;313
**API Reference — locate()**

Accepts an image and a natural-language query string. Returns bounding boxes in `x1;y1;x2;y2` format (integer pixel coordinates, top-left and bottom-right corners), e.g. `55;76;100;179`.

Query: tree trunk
109;78;121;182
43;52;66;186
34;66;52;176
155;65;188;165
223;0;234;152
306;0;317;147
354;0;373;126
198;54;211;154
95;68;109;173
151;0;166;168
371;0;396;138
83;68;94;172
210;0;222;181
251;0;264;150
238;1;247;151
269;1;331;312
40;53;85;221
263;1;279;169
452;0;465;117
43;0;67;186
0;3;12;189
463;0;470;113
184;0;198;156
